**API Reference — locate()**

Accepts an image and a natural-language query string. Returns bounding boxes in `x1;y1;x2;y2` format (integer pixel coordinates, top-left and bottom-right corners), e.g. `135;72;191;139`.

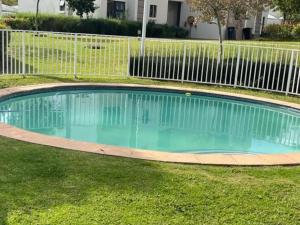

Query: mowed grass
0;136;300;225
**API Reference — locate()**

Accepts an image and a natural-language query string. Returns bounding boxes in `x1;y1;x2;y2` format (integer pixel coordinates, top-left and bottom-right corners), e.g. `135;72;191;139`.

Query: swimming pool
0;86;299;155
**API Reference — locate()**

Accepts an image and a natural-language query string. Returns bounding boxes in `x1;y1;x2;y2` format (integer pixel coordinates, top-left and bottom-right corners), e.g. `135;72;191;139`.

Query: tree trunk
35;0;40;31
283;13;287;23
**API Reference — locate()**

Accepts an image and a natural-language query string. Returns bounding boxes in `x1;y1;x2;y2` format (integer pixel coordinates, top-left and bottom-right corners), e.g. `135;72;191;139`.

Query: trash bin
243;28;252;40
227;27;236;40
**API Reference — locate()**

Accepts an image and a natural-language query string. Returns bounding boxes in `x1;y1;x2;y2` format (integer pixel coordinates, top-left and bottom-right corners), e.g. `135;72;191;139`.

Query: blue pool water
0;89;299;154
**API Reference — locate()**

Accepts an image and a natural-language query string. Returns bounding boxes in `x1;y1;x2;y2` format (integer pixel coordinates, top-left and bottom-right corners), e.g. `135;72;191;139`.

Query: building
18;0;271;40
0;3;18;15
18;0;68;15
266;9;283;25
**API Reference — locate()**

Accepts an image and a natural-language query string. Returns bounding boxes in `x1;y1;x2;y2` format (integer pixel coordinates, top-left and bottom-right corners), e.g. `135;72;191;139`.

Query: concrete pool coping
0;83;299;166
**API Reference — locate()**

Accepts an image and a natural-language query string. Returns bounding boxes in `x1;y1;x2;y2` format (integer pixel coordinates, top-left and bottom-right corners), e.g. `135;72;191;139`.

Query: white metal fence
1;29;300;96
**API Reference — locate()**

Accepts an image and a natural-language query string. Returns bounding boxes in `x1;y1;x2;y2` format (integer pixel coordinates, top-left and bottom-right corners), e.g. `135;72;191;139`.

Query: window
149;5;157;18
108;1;126;19
59;0;65;12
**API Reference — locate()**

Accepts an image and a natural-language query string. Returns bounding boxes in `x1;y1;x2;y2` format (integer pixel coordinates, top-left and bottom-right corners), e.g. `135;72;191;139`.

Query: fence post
1;30;4;75
181;42;187;83
22;31;26;77
127;38;131;77
286;50;295;95
73;33;78;79
234;45;241;88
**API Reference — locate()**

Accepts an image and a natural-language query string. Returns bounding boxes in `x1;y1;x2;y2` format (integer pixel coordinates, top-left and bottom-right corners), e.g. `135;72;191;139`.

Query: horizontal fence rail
0;29;300;96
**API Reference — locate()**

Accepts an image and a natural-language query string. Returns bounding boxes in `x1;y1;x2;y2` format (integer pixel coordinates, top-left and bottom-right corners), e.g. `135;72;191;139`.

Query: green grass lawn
0;76;300;224
1;136;300;225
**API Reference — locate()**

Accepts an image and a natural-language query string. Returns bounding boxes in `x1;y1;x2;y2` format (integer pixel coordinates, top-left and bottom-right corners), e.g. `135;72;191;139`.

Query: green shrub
0;20;8;29
4;13;189;38
292;24;300;37
264;24;294;40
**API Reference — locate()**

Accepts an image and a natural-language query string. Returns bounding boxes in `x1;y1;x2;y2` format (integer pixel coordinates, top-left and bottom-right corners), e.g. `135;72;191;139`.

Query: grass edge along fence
0;29;299;96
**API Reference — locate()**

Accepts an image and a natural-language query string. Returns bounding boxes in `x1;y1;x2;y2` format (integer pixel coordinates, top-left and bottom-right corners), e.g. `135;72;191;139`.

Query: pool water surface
0;89;299;154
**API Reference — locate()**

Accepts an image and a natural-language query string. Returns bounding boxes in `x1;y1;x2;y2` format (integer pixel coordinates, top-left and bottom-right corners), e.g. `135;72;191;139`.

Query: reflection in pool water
0;89;299;154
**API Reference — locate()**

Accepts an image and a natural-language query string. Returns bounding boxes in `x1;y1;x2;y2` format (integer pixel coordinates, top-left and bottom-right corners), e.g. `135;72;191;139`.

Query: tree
187;0;271;56
187;0;227;55
272;0;300;22
66;0;96;18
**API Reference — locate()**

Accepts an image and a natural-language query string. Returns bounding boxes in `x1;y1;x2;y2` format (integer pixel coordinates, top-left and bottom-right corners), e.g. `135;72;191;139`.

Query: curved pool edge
0;83;300;166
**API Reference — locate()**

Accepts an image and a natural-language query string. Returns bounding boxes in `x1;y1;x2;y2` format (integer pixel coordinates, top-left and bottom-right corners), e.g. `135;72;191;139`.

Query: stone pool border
0;83;299;166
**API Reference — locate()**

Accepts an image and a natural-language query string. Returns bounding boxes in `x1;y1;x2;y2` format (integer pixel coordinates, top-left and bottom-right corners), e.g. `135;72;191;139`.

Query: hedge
263;24;300;40
3;13;189;38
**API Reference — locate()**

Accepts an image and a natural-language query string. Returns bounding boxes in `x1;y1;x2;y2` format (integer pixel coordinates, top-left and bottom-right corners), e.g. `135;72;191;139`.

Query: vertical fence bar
127;38;131;77
286;50;295;95
296;66;300;95
93;36;98;76
22;31;26;76
291;52;299;94
14;31;17;74
74;33;78;79
281;52;289;91
210;44;215;83
239;46;245;86
89;36;93;76
112;38;116;76
176;42;181;80
201;46;206;82
151;41;155;78
1;30;4;75
6;31;9;74
122;38;126;77
51;32;54;75
172;43;176;80
181;43;187;83
234;45;241;88
196;46;201;82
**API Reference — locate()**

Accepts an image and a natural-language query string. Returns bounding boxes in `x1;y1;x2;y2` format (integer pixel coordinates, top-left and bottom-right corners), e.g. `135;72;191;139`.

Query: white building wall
147;0;168;24
19;0;60;14
93;0;107;18
126;0;137;21
244;16;255;31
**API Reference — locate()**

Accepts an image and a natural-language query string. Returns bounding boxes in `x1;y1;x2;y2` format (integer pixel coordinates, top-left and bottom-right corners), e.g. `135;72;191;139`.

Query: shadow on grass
0;136;168;224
